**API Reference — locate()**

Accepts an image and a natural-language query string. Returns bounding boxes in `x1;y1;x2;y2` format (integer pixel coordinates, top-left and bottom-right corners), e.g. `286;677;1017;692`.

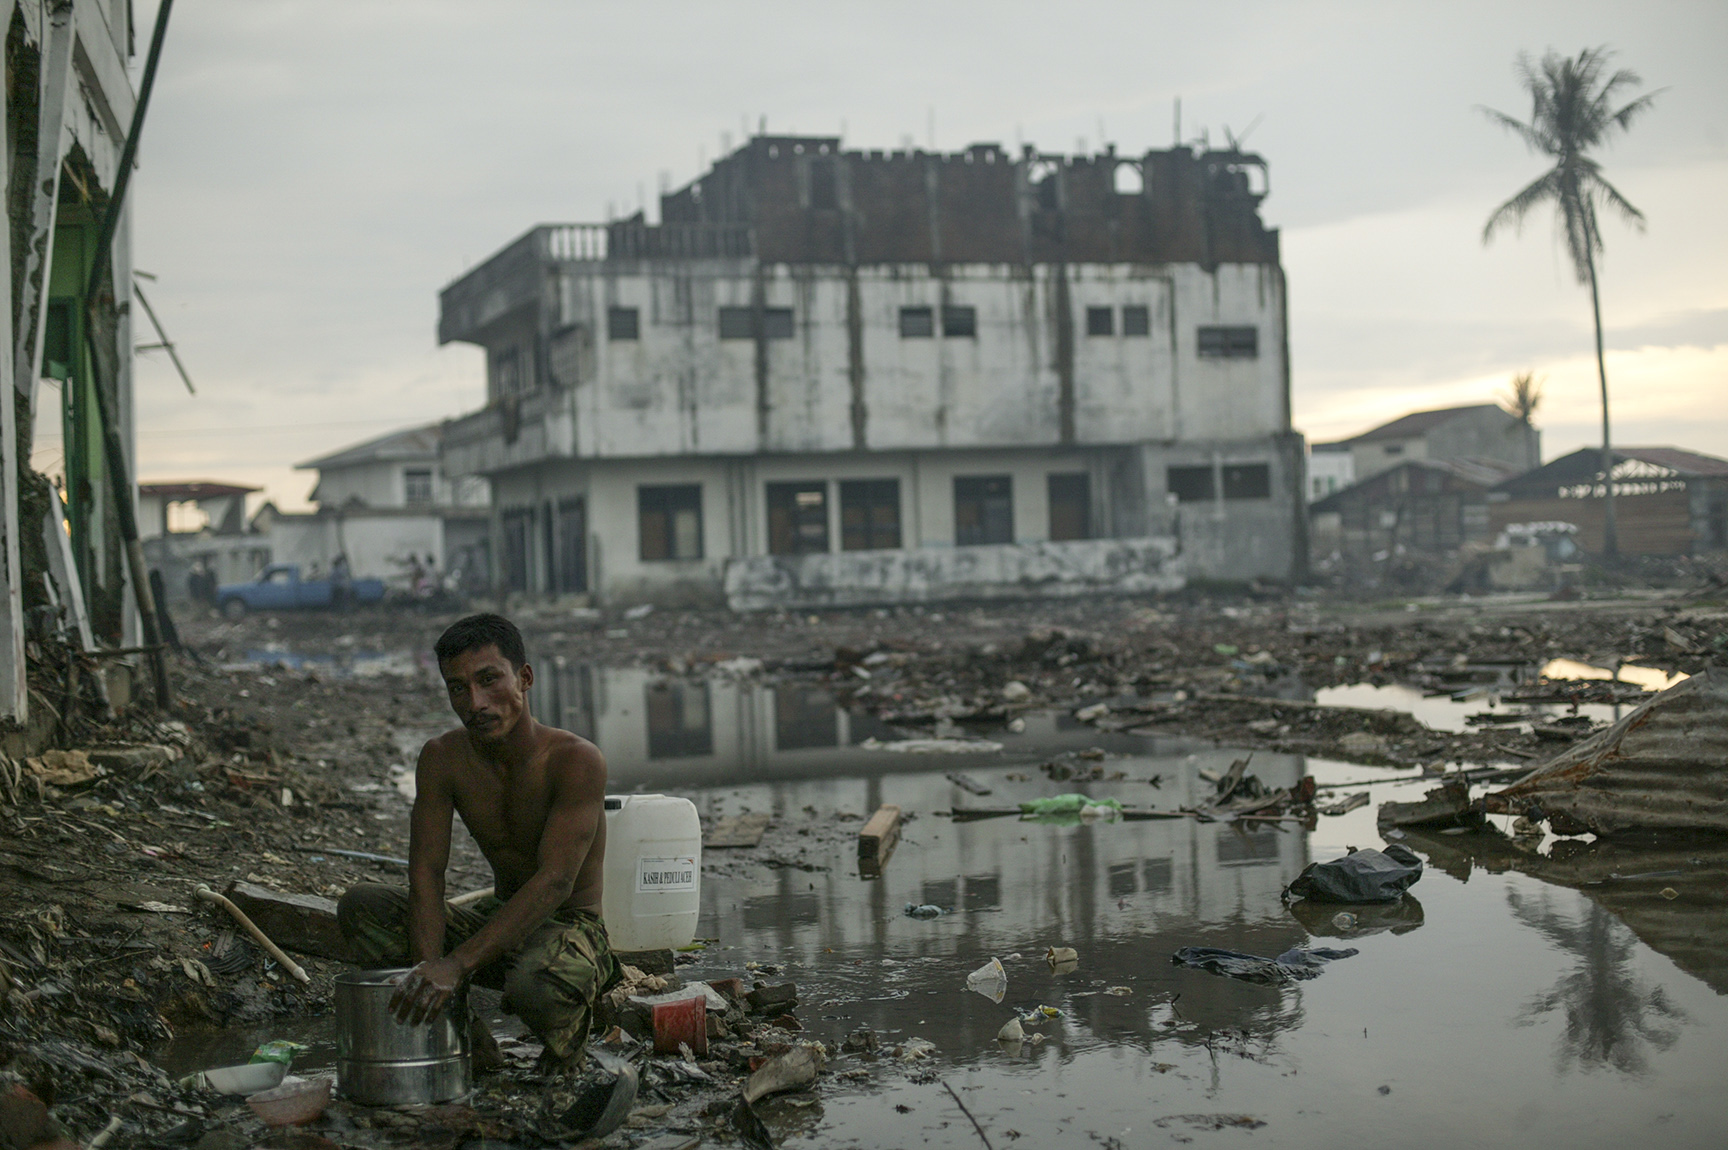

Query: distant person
188;559;215;606
331;553;352;611
337;614;615;1073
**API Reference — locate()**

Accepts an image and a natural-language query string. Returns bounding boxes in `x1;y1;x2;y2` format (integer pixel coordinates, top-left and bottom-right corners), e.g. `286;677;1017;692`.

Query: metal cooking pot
334;968;470;1105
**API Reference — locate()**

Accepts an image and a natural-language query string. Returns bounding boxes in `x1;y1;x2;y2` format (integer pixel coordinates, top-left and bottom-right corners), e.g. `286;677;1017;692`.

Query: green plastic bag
1018;793;1124;816
248;1040;307;1068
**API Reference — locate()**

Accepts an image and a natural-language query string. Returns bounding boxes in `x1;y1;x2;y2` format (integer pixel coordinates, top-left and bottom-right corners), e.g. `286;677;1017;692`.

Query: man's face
440;644;533;745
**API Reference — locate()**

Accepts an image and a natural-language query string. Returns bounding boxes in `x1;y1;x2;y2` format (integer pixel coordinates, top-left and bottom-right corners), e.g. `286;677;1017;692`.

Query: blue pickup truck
216;564;386;619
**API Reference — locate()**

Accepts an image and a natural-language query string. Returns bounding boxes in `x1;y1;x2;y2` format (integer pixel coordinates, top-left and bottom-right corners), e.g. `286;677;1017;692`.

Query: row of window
637;473;1098;562
604;304;1257;358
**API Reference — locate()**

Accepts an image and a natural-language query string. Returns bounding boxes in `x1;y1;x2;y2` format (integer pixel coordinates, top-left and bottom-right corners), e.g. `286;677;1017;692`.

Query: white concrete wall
723;537;1182;611
549;259;1284;459
315;460;491;511
260;512;447;585
491;434;1293;604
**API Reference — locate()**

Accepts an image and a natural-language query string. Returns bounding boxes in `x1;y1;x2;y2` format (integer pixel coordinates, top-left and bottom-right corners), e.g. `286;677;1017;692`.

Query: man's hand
388;957;465;1026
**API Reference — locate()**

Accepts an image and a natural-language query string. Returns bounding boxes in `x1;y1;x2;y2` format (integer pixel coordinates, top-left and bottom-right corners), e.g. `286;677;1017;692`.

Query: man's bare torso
423;724;607;914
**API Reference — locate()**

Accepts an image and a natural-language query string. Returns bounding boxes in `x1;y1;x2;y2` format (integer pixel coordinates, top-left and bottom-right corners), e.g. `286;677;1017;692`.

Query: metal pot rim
335;967;413;988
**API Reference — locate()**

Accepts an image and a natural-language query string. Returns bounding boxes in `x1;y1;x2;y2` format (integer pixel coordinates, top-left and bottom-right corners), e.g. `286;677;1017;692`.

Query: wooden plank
857;804;901;874
706;812;771;848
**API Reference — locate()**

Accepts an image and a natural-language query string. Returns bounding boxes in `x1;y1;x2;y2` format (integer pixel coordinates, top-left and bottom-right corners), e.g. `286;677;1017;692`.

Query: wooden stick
194;884;310;983
942;1079;996;1150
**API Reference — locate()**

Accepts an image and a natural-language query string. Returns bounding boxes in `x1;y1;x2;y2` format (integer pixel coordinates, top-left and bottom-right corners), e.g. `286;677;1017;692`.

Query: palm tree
1481;48;1660;557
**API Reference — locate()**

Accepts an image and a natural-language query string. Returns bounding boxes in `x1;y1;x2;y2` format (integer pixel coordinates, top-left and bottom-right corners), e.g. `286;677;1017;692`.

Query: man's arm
442;740;605;978
388;741;455;1023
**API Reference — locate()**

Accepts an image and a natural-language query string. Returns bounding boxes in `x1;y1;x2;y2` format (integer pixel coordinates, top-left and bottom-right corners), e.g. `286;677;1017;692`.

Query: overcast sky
79;0;1727;509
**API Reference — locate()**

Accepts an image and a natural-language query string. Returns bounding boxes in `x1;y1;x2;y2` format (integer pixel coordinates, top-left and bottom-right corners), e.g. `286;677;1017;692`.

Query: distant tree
1481;48;1661;557
1501;369;1544;425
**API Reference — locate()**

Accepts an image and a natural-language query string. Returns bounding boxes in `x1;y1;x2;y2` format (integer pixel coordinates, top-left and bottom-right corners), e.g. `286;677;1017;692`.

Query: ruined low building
3;0;145;727
437;136;1304;608
1318;404;1539;486
1309;457;1521;584
256;423;493;591
1488;447;1728;556
137;481;270;603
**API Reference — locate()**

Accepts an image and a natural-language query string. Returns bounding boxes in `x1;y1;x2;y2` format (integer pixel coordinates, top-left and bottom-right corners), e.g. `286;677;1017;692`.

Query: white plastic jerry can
600;794;702;952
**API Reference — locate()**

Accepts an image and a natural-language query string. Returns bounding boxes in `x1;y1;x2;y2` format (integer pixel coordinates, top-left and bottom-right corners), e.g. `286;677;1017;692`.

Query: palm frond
1482;170;1561;245
1478;105;1548;154
1588;170;1647;230
1609;88;1665;134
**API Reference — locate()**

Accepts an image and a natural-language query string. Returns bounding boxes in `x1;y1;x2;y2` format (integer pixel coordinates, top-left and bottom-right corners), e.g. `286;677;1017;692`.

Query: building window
899;306;934;338
403;468;434;507
718;307;795;340
501;508;532;592
1086;307;1114;336
1383;443;1404;456
645;681;712;759
1197;325;1258;358
556;497;587;593
766;482;830;555
639;485;703;561
955;475;1013;545
1223;464;1272;500
1122;305;1151;336
607;306;639;341
942;305;977;338
810;161;838;210
840;480;901;551
492;347;522;397
1167;466;1215;502
1048;473;1091;541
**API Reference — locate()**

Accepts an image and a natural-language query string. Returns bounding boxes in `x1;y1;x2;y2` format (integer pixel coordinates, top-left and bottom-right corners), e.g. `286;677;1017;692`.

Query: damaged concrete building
437;136;1302;609
3;0;151;732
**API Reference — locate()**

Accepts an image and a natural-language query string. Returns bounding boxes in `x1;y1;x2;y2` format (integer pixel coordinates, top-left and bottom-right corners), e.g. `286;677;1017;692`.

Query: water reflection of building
531;665;904;785
534;664;1323;1048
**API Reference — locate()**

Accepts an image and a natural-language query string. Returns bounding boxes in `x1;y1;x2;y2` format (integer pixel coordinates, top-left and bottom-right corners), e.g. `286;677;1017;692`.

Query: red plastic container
652;996;708;1056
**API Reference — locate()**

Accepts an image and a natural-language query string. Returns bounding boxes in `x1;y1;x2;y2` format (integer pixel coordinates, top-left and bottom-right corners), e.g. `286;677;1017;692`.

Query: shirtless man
337;613;616;1067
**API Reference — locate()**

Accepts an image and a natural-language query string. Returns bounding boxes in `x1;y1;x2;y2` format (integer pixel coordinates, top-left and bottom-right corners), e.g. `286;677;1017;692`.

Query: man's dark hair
435;613;527;670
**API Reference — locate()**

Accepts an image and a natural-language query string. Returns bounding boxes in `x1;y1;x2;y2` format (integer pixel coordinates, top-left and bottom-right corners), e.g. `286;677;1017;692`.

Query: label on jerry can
636;856;697;893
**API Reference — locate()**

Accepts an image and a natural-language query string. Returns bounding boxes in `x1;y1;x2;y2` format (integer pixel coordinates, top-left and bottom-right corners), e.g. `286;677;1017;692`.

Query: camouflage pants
336;883;618;1064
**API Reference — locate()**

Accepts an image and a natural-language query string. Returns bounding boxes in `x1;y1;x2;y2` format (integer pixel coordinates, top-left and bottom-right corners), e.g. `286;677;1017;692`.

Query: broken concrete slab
614;948;676;976
1484;668;1728;835
222;880;349;961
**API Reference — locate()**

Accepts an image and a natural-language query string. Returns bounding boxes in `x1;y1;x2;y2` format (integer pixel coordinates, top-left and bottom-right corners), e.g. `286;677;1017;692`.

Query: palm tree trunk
1584;244;1618;558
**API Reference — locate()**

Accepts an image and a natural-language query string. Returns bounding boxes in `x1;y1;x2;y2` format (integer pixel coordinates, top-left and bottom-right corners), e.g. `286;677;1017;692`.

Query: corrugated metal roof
296;423;442;471
1308;457;1516;512
1620;446;1728;477
138;481;259;499
1493;446;1728;494
1487;668;1727;835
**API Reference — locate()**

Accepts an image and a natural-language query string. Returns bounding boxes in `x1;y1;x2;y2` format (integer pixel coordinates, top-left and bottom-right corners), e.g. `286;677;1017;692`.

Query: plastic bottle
602;794;702;951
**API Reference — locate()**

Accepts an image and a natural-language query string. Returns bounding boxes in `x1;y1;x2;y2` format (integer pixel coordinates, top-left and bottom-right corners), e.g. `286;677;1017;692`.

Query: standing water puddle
202;658;1725;1146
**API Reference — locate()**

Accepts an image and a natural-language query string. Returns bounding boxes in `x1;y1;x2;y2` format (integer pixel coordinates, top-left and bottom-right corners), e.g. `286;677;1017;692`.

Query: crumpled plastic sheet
1283;844;1424;903
1170;945;1360;983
